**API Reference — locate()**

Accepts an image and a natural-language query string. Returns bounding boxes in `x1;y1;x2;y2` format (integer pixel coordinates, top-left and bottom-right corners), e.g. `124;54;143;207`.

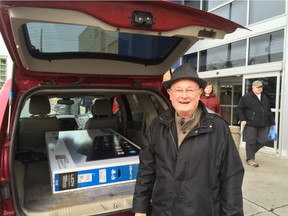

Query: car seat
18;95;60;151
85;99;119;132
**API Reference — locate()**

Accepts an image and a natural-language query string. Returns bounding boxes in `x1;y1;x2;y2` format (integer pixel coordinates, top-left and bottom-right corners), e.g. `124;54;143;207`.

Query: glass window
150;95;165;115
199;50;208;71
230;40;246;67
51;98;82;115
24;23;181;64
219;84;242;125
183;52;198;70
244;77;277;109
171;0;185;5
231;0;247;26
200;45;227;71
212;4;229;20
212;0;247;26
249;30;284;65
199;40;246;72
249;0;285;24
126;94;144;124
221;107;231;124
184;0;201;9
0;58;7;88
207;0;228;10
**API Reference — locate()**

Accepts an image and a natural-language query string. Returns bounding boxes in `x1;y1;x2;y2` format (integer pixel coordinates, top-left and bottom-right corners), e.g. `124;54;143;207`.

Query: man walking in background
237;80;275;167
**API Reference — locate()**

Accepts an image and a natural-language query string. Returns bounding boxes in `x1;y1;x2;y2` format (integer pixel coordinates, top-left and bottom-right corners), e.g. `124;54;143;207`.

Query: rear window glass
24;22;181;64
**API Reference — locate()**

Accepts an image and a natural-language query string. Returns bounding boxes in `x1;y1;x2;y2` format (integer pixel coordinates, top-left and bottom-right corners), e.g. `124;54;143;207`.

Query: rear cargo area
12;89;166;215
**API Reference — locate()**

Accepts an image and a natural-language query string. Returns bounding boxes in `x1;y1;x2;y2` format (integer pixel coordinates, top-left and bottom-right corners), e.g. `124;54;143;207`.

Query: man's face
252;85;263;95
167;79;202;116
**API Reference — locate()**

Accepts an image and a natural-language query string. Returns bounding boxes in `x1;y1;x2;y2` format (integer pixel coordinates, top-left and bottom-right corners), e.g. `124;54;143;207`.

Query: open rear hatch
0;1;244;215
0;0;244;91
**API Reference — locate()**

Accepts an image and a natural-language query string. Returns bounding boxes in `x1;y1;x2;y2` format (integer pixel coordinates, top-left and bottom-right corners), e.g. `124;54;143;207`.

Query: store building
0;56;7;88
0;34;12;89
181;0;287;156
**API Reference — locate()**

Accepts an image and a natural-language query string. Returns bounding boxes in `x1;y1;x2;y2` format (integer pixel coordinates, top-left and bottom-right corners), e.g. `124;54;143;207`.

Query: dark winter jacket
132;102;244;216
236;92;275;127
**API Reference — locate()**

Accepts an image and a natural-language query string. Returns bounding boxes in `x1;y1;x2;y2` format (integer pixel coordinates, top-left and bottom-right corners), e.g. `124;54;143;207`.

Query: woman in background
200;82;222;115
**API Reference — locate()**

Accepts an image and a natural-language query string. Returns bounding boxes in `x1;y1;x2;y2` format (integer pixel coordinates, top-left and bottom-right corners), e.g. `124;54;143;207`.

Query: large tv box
45;129;140;194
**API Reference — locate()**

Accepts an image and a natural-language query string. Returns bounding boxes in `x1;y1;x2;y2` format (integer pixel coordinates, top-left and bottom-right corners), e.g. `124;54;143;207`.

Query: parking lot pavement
239;147;288;216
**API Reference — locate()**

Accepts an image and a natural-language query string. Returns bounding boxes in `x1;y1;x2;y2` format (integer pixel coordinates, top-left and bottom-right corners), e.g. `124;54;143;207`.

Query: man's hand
135;213;146;216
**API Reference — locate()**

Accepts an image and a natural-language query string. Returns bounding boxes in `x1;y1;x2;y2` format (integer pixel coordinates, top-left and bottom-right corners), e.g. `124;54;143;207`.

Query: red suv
0;1;242;215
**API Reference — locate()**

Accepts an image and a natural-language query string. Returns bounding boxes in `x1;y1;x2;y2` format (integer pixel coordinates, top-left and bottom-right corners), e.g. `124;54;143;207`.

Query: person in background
237;80;275;167
132;63;244;216
200;82;222;115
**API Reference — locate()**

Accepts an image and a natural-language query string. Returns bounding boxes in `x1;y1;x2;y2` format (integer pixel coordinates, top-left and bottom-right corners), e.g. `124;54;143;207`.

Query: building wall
0;34;12;87
0;57;7;88
182;0;288;156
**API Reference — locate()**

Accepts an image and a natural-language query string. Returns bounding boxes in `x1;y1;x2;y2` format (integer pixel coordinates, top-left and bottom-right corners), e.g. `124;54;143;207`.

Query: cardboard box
46;129;139;193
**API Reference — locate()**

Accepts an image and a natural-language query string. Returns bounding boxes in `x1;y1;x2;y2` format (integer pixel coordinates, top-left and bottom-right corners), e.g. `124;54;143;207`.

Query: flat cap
163;63;207;89
252;80;263;87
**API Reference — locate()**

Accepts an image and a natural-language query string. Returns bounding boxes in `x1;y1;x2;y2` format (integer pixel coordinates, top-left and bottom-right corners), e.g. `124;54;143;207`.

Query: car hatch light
131;11;154;28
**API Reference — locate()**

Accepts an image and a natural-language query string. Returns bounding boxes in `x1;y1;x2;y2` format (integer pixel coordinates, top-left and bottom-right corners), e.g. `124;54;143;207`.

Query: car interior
13;86;169;215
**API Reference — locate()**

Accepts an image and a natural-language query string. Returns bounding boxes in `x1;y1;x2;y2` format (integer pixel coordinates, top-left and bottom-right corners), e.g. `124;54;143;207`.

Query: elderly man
132;63;244;216
237;80;275;167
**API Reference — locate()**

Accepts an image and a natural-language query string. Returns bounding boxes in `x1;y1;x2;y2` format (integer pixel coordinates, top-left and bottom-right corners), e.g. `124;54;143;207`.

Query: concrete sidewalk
239;147;288;215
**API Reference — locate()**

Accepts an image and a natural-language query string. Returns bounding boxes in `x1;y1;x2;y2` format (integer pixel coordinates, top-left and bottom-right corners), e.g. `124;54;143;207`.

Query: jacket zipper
168;122;178;153
159;116;178;153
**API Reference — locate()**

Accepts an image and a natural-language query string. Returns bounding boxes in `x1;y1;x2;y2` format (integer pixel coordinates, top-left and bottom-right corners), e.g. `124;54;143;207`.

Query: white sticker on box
78;173;92;183
55;155;69;169
99;169;107;183
111;169;116;180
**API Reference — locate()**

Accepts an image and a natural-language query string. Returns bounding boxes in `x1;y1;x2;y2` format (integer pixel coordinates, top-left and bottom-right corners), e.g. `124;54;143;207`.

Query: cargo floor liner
24;160;135;212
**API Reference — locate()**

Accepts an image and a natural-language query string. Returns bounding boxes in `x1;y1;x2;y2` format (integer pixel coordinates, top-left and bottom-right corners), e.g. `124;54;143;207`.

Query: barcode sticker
78;173;92;183
99;169;107;183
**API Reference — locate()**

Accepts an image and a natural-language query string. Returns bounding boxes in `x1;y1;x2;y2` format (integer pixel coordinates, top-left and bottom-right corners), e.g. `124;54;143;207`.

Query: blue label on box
54;163;139;192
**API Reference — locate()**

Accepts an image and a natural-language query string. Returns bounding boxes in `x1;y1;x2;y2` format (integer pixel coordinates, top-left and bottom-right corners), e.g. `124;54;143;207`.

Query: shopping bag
268;125;278;141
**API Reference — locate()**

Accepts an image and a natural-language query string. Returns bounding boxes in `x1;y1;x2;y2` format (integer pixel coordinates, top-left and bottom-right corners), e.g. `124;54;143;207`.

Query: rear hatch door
0;0;244;91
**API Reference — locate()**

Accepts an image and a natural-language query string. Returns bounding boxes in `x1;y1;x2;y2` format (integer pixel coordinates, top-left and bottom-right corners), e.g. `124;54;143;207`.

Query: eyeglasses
170;88;200;96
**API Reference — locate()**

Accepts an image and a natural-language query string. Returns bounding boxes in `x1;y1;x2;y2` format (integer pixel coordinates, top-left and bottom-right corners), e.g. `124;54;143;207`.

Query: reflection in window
221;107;231;124
211;0;247;26
183;52;198;70
25;22;180;62
212;4;229;19
150;95;165;115
230;40;246;67
230;0;247;26
244;77;277;109
220;84;242;125
184;0;201;9
207;0;228;11
199;40;246;72
249;0;285;24
201;46;227;71
249;30;284;65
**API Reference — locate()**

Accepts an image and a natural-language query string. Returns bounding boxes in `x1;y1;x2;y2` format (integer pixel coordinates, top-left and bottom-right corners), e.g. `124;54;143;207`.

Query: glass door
220;84;242;125
242;72;281;152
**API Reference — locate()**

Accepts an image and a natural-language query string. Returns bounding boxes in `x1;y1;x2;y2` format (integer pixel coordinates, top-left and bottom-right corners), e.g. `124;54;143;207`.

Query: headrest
91;99;113;117
29;95;51;115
